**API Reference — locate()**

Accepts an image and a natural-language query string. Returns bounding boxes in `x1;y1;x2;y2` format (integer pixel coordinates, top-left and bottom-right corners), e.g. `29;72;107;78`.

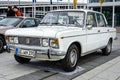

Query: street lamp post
19;0;20;10
112;0;115;27
34;1;36;18
8;0;9;5
68;0;70;9
32;0;36;18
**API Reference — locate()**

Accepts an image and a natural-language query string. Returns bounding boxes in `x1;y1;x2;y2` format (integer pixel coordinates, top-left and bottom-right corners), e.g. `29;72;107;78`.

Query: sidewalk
73;33;120;80
73;56;120;80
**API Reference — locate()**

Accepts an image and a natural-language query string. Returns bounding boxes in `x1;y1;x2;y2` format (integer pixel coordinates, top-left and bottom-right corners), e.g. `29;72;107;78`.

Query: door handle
98;30;100;32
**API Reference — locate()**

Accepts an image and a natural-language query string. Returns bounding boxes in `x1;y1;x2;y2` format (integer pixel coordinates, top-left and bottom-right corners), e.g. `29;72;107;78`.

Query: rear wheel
0;37;5;53
14;54;31;64
101;40;112;55
61;44;79;72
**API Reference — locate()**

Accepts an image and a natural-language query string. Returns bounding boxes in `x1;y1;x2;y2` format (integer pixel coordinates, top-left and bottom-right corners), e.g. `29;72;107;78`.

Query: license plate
20;50;35;57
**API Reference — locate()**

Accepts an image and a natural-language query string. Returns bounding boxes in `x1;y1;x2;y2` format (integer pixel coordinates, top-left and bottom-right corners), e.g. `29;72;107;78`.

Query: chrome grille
18;37;40;46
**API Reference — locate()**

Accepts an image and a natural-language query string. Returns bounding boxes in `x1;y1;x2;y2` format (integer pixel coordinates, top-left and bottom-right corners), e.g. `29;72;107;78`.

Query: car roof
49;9;102;14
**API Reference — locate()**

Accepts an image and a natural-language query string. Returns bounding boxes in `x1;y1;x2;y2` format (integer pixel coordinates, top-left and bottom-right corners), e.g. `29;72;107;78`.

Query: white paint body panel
5;9;116;60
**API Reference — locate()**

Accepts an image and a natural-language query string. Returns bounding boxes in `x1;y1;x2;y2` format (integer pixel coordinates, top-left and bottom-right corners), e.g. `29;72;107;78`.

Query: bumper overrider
7;44;66;61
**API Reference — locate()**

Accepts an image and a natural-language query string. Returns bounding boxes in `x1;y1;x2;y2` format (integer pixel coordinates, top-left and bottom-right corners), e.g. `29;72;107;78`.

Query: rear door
96;13;109;47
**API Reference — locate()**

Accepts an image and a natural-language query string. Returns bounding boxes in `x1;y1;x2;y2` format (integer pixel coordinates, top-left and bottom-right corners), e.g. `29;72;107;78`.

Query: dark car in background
0;16;5;21
0;17;40;53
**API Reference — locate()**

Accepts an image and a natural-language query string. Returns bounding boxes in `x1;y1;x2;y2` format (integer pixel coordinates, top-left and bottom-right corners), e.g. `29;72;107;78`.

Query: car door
86;12;101;53
96;13;109;47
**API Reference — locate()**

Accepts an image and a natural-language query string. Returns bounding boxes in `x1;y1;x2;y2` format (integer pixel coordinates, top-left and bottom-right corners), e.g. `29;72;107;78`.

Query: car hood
0;26;13;34
5;26;79;38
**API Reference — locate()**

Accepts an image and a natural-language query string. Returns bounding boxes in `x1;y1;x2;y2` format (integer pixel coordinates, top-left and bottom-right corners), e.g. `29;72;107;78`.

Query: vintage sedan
5;9;116;71
0;17;40;53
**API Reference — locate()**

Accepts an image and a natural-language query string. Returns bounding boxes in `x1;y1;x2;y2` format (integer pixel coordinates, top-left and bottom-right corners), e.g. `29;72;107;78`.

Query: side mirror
87;24;92;30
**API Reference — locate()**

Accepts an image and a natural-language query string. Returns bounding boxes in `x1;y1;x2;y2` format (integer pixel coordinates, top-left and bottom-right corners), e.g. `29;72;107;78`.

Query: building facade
88;0;120;32
0;0;120;32
0;1;87;19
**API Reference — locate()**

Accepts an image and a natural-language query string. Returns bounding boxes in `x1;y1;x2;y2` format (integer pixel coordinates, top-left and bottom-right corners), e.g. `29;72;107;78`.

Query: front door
86;12;101;53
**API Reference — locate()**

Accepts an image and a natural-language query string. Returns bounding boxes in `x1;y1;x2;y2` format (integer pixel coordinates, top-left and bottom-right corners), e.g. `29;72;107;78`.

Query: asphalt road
0;34;120;80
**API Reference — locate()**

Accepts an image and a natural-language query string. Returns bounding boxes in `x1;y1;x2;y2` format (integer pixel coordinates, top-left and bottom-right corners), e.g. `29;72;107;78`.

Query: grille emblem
26;38;30;44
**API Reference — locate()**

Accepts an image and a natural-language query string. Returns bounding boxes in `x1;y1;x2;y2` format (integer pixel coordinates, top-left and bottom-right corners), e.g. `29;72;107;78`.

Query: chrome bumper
8;44;66;61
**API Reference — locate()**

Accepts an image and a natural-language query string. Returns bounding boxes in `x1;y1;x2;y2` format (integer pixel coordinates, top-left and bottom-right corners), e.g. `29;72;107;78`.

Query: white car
5;9;116;72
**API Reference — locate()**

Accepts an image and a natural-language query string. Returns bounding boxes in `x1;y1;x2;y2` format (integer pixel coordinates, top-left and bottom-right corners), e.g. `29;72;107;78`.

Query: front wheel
14;54;31;64
0;37;5;53
101;40;112;55
61;44;79;72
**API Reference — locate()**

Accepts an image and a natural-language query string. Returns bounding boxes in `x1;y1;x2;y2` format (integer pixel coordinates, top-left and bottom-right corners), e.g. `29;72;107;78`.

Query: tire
14;54;31;64
101;40;112;55
0;37;5;53
61;44;79;72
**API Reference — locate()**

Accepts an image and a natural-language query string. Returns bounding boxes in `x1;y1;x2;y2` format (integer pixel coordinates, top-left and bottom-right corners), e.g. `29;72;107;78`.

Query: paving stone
12;70;56;80
107;61;120;73
96;71;120;80
0;78;9;80
90;77;108;80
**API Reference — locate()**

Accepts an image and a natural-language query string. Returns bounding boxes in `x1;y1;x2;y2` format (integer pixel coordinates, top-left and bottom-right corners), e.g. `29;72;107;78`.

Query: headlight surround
50;39;59;48
5;36;9;43
42;38;49;47
9;36;18;44
14;37;18;43
9;37;14;43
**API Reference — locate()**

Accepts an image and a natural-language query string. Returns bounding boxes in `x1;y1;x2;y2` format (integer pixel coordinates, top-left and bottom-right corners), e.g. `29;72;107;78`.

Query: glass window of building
115;0;120;2
105;0;113;2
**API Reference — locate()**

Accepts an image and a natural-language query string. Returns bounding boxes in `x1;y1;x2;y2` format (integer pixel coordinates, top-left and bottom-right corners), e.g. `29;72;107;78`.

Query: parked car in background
0;17;40;53
0;16;5;21
5;9;116;71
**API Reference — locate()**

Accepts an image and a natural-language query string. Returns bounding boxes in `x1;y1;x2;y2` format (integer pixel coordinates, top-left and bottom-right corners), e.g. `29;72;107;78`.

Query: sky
0;0;88;3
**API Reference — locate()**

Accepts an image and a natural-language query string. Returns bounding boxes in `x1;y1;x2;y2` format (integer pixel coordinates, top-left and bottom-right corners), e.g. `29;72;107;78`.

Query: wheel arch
109;37;113;43
67;41;82;58
0;34;6;44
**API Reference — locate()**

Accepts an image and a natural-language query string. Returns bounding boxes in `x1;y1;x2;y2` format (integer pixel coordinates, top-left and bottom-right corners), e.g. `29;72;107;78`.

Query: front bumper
8;44;66;61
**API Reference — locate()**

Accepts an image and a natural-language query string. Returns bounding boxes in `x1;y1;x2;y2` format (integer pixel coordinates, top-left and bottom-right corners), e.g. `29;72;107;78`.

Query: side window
35;19;40;26
96;13;106;27
22;19;36;28
87;12;97;27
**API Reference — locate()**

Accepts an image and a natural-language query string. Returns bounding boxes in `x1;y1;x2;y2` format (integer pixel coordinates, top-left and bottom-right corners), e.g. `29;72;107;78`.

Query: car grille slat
18;37;40;46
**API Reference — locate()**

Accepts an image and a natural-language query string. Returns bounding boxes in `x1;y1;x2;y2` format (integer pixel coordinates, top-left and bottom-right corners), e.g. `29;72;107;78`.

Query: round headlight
14;37;18;43
50;39;59;48
42;38;49;47
9;37;14;43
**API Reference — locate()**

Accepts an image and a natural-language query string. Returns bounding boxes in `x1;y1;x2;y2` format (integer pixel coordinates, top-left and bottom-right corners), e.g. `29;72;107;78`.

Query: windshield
0;17;23;27
40;11;85;27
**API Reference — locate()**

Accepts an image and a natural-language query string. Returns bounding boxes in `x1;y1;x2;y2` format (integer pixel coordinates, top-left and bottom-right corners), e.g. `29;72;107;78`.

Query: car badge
26;38;30;44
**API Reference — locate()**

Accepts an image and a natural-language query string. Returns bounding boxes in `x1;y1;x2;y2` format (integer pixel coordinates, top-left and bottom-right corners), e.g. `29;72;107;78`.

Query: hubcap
70;49;77;67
